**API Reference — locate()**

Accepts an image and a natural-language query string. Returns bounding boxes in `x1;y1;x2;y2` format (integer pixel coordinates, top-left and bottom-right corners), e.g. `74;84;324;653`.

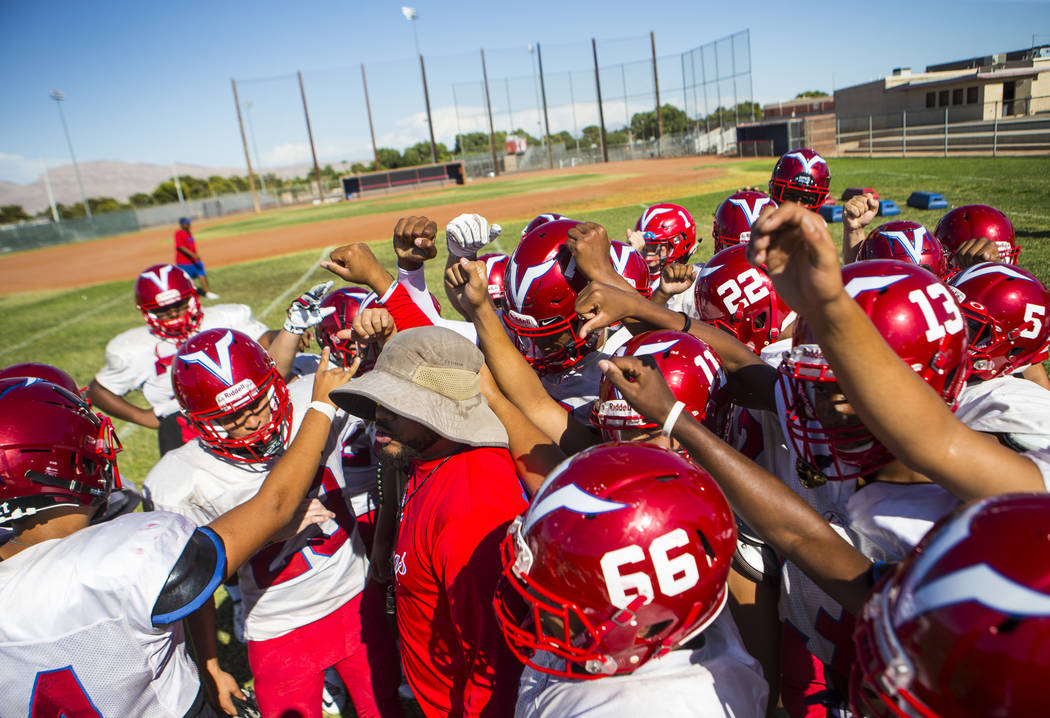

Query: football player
853;221;950;279
87;263;283;455
143;329;401;718
633;203;703;316
601;350;1050;718
767;148;830;210
494;444;768;717
0;358;352;716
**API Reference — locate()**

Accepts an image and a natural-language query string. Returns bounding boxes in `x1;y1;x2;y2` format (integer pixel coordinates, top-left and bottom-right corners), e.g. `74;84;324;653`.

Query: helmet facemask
139;294;204;342
187;372;292;463
504;311;598;374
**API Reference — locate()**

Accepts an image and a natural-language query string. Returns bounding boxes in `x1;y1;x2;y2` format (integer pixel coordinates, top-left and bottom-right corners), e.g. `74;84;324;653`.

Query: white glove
284;281;335;334
446;213;502;258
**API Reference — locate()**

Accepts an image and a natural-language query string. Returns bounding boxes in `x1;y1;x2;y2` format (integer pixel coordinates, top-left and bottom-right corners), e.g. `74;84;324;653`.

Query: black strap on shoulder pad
151;527;227;626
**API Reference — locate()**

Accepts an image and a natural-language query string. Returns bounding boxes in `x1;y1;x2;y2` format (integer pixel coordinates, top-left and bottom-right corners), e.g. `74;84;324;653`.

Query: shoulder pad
151;527;227;625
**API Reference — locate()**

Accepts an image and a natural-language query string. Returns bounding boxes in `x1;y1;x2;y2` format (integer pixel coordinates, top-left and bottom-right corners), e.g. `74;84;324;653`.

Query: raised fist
446;213;502;259
393;216;438;269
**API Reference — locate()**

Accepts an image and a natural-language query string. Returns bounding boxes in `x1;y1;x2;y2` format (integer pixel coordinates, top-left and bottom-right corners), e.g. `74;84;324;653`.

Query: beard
378;440;422;470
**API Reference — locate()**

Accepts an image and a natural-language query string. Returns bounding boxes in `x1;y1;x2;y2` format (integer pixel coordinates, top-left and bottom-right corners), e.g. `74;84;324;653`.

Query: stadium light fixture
48;89;92;220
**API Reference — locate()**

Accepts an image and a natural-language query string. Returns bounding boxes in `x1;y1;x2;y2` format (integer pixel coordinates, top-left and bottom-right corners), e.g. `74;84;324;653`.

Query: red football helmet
779;260;969;483
171;329;291;462
0;363;79;394
134;263;204;341
857;221;949;279
768;148;831;210
712;191;778;253
0;377;122;524
851;493;1050;718
694;244;797;352
503;219;597;374
634;203;698;274
949;262;1050;380
934;204;1019;266
478;253;509;309
522;212;568;239
314;287;379;373
592;330;729;441
493;443;736;678
608;241;652;298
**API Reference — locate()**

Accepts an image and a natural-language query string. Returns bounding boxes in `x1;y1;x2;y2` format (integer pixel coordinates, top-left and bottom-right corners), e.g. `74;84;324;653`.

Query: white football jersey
515;612;767;718
956;376;1050;451
94;303;268;417
772;382;861;672
0;512;203;716
540;348;606;425
144;377;368;641
846;482;959;563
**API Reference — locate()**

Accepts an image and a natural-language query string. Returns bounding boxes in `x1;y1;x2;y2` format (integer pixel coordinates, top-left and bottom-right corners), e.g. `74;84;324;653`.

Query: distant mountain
0;160;315;213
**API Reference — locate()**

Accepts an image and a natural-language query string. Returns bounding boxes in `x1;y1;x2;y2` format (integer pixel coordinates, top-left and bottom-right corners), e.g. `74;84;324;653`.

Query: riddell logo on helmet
154;289;181;306
506;308;539;328
215;378;258;411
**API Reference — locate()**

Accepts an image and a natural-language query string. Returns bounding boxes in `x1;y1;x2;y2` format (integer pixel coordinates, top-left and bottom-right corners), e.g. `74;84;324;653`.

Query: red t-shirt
395;447;526;717
174;229;197;265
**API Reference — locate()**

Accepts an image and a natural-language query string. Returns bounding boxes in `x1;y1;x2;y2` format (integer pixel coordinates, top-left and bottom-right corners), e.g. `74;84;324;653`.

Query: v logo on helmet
139;265;175;291
953;263;1033;285
630;339;679;356
178;330;236;385
844;274;909;298
639;205;674;228
523;484;628;534
507;258;557;312
881;229;928;265
898;563;1050;624
697;263;723;279
785;151;827;174
728;196;773;226
609;245;634;275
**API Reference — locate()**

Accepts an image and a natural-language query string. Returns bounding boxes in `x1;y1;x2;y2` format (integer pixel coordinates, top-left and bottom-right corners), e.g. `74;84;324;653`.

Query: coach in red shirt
331;326;526;717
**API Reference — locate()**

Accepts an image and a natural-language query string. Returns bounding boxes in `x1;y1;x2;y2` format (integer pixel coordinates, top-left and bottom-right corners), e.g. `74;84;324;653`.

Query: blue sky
2;0;1047;183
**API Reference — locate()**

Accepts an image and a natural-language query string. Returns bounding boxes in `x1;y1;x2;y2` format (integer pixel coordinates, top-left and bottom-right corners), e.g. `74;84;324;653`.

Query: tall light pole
244;101;268;198
402;6;438;164
48;90;91;220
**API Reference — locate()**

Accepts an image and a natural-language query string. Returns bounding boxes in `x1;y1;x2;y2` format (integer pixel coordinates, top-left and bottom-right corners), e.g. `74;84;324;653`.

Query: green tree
795;90;829;99
375;148;402;169
581;125;603;148
605;128;629;145
0;205;31;224
630;104;691;139
128;193;154;208
87;197;127;214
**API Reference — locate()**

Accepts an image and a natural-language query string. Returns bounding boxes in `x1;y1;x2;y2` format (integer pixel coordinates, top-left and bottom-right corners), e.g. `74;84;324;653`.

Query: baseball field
2;152;1048;701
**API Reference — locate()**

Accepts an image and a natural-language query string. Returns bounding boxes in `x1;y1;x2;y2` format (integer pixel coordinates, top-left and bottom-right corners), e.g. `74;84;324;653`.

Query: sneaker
322;668;348;715
205;291;221;300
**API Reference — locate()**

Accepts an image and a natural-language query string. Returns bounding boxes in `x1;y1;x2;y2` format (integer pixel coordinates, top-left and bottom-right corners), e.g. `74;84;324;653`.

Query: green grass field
1;154;1047;712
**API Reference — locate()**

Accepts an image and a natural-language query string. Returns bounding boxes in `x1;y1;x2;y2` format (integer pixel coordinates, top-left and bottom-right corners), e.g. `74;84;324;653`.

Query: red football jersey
394;447;526;717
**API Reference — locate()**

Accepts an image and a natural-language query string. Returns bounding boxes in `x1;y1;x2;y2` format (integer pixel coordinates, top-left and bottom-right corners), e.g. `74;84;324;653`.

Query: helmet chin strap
26;470;108;499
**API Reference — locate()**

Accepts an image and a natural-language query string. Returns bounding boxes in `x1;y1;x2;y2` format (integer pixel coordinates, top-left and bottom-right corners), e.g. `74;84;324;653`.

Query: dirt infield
0;156;737;296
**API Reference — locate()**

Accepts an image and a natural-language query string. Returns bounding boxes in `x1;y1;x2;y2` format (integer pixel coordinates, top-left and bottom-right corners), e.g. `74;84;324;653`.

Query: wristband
679;312;691;333
661;401;687;438
307;401;336;421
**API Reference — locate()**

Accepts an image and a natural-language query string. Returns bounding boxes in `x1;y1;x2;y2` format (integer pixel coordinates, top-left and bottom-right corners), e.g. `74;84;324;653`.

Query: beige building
835;46;1050;131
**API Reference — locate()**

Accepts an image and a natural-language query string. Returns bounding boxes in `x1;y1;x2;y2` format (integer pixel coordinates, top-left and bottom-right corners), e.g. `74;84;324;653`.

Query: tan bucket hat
329;326;508;448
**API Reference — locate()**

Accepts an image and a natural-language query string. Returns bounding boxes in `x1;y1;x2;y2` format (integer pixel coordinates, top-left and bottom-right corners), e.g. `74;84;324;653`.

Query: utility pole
536;43;554;169
361;63;381;170
298;71;324;201
592;39;609;163
42;165;59;222
230;79;260;213
481;49;500;175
